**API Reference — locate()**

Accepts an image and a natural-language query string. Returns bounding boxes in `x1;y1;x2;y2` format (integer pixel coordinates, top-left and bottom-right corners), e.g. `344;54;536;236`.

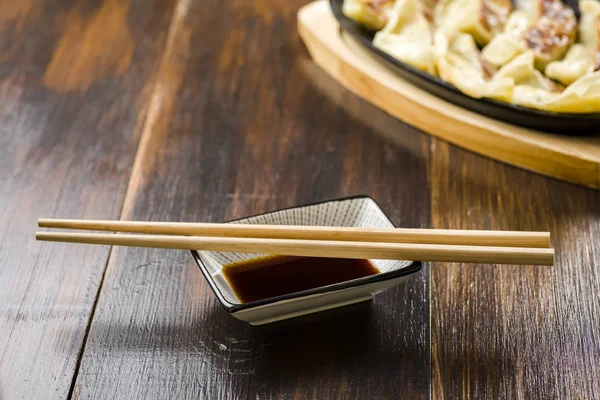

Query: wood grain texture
7;0;600;398
0;0;176;398
70;0;432;398
430;140;600;399
298;1;600;189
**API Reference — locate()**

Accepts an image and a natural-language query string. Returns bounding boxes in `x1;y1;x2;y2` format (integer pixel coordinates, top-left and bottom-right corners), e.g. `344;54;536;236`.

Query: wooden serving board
298;1;600;189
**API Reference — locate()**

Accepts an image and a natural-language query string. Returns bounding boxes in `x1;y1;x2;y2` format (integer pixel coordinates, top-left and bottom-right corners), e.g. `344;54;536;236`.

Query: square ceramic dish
190;196;422;325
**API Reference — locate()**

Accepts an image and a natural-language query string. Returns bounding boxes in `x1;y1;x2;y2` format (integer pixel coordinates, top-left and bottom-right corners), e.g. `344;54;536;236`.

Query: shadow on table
246;301;419;383
72;290;428;395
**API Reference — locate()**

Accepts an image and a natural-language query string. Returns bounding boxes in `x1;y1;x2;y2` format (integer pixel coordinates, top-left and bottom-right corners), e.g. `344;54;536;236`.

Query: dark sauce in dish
222;256;380;303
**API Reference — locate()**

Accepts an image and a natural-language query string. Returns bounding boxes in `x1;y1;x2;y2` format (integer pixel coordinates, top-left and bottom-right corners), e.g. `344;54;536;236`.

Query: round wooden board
298;1;600;189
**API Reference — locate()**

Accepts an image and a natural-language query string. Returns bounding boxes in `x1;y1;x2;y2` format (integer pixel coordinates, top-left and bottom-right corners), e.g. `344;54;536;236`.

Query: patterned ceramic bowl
191;196;422;325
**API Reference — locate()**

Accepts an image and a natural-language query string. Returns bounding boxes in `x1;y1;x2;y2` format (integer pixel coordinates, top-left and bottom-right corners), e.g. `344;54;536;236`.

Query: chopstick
35;232;554;265
38;219;551;248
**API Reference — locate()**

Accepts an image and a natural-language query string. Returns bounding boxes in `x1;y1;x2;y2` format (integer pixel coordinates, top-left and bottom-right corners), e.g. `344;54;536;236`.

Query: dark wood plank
0;0;176;397
71;0;432;398
430;140;600;399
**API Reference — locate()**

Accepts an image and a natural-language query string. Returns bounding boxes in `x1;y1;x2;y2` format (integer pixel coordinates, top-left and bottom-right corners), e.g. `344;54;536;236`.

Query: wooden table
1;0;598;398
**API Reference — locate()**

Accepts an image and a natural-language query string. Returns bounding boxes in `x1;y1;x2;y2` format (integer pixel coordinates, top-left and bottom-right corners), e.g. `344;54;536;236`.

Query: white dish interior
197;197;414;305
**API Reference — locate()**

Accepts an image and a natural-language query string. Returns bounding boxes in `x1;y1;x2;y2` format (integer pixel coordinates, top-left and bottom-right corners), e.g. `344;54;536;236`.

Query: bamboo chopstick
35;232;554;265
37;219;551;248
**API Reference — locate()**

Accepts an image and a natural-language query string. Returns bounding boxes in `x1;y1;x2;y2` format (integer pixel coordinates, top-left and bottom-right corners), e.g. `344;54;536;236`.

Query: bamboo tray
297;0;600;189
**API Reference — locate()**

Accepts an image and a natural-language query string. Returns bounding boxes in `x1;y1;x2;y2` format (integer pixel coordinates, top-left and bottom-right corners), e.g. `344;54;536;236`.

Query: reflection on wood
431;140;600;399
3;0;600;398
71;0;431;397
0;0;177;398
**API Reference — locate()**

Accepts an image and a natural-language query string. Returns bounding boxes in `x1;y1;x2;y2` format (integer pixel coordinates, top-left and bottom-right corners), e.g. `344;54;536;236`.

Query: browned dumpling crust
481;0;512;37
523;0;577;68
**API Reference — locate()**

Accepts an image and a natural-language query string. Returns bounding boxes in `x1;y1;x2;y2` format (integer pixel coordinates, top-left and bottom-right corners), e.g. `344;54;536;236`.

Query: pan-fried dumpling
545;0;600;85
493;51;561;107
542;71;600;112
522;0;577;69
482;33;527;66
343;0;396;30
508;86;557;109
495;51;600;112
437;34;514;100
513;71;600;112
434;0;512;45
373;0;436;73
494;51;537;82
495;51;561;91
380;0;431;35
374;34;437;73
480;5;538;67
480;2;539;67
545;45;595;85
446;33;485;73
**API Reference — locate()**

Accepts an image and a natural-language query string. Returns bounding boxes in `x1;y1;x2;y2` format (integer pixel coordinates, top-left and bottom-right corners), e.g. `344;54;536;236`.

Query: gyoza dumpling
437;34;514;100
545;45;596;85
343;0;396;30
542;71;600;112
379;0;431;35
495;51;562;108
434;0;512;45
545;0;600;85
522;0;577;69
495;51;600;112
507;86;558;109
373;0;436;73
482;33;527;67
492;51;561;107
495;51;561;91
480;1;539;67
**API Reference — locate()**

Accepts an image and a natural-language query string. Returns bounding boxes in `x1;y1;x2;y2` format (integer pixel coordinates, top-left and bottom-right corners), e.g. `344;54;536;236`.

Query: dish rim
190;194;423;313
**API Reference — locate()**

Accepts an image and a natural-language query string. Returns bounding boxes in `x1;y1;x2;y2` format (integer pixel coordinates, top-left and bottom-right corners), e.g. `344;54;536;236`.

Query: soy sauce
222;256;380;303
